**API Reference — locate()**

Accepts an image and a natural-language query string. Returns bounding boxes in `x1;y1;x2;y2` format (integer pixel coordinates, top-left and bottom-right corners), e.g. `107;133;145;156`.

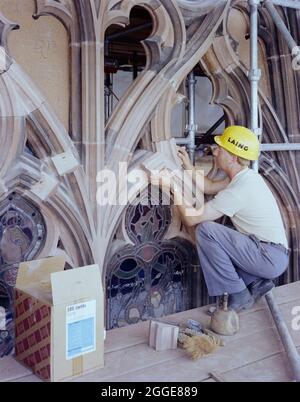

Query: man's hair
226;148;251;166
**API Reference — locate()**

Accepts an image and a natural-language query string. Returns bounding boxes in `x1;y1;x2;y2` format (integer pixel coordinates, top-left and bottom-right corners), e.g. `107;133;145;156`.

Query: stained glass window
0;193;46;357
106;186;199;329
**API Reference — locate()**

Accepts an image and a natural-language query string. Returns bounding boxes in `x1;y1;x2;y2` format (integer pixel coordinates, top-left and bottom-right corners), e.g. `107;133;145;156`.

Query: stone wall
0;0;70;129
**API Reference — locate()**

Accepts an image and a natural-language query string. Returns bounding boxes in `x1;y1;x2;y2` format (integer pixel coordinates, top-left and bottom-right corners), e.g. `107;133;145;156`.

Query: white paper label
66;300;96;360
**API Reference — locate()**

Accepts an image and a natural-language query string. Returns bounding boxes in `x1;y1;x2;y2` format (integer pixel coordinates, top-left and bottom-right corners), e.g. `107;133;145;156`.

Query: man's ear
230;154;238;164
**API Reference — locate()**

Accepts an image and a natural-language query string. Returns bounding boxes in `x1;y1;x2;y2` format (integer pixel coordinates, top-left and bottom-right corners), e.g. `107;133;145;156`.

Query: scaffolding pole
249;0;261;172
261;143;300;151
265;292;300;382
264;0;298;52
187;72;197;164
271;0;300;9
175;71;197;164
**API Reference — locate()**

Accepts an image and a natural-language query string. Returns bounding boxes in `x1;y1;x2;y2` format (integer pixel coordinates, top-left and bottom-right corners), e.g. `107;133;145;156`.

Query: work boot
248;279;275;302
228;288;254;313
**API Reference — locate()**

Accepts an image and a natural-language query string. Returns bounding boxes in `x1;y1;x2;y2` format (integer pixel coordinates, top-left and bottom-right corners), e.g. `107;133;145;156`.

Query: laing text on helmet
227;137;249;152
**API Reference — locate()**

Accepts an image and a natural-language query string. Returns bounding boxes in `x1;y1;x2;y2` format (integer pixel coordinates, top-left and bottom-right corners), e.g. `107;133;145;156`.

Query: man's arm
173;189;223;227
177;147;229;195
205;175;230;195
154;169;224;227
193;169;230;195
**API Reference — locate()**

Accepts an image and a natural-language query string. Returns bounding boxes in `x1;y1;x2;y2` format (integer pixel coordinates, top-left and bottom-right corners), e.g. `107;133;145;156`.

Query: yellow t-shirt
208;168;288;248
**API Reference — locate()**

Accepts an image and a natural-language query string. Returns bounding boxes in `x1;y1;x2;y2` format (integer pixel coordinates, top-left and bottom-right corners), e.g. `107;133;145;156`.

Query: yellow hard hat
214;126;259;161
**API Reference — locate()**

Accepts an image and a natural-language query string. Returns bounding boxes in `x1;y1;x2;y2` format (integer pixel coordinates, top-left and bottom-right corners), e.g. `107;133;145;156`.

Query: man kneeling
172;126;289;312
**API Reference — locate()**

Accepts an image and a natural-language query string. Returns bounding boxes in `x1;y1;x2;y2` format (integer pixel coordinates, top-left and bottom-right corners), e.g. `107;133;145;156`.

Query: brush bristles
182;334;220;360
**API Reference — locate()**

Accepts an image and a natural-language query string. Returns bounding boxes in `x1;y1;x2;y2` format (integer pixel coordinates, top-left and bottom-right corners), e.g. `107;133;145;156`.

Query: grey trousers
195;221;289;297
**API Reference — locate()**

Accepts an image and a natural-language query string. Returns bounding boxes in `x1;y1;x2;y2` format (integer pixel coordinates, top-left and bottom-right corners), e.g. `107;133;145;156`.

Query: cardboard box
14;256;104;382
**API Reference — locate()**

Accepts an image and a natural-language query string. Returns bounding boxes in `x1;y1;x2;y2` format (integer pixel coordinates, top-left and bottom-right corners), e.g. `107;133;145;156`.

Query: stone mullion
70;41;82;155
81;40;105;218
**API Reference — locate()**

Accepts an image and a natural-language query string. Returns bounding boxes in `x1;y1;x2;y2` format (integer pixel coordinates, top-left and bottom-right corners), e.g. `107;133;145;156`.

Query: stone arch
100;2;228;279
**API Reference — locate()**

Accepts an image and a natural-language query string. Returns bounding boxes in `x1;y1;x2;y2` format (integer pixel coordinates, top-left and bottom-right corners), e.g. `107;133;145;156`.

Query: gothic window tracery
0;0;299;361
0;193;46;356
106;186;198;329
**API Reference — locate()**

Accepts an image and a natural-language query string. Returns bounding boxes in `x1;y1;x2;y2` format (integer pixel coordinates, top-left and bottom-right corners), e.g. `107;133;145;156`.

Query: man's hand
177;147;194;171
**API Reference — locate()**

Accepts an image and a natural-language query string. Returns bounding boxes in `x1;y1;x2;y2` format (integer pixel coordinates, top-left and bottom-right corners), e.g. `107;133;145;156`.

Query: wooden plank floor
1;281;300;382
